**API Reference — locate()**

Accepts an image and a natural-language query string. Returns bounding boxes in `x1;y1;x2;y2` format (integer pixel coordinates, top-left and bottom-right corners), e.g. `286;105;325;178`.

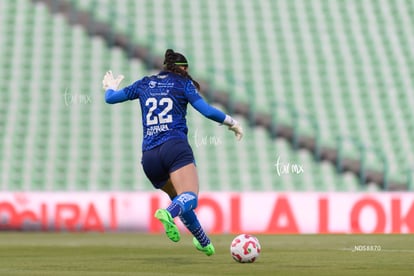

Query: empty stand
2;0;413;191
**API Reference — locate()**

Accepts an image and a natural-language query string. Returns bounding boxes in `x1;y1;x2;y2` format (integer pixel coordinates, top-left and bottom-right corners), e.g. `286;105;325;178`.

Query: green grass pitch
0;233;413;275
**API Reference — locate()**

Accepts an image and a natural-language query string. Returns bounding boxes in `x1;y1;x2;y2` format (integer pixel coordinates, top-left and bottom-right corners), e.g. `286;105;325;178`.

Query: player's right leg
179;210;215;256
193;237;215;256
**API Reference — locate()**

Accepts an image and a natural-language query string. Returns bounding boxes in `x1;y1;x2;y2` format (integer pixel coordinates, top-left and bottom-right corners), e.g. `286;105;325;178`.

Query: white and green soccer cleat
154;209;180;242
193;237;215;256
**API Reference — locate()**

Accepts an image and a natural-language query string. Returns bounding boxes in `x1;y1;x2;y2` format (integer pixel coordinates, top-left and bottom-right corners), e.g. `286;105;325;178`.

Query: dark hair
163;49;201;90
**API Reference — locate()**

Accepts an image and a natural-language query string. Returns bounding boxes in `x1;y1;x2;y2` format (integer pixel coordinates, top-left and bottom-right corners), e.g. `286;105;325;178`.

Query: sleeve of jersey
191;98;226;123
105;78;148;103
185;80;226;123
105;89;128;103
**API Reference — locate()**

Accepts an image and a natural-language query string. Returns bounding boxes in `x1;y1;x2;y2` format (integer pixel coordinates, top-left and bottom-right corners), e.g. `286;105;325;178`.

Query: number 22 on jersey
145;97;173;126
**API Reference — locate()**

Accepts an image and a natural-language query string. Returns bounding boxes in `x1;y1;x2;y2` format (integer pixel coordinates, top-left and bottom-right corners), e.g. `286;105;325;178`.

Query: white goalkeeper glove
223;115;243;141
102;70;124;91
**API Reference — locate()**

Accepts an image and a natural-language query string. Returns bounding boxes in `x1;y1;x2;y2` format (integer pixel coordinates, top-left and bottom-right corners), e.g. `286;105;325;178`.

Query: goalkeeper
103;49;243;256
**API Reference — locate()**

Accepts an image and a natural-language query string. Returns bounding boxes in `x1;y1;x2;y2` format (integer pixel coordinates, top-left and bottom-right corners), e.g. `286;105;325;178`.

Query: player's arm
102;71;128;104
105;88;128;104
191;98;243;141
102;71;144;104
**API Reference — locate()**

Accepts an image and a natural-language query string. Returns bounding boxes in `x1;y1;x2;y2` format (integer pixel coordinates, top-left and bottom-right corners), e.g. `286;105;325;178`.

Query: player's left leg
164;163;199;217
155;179;181;242
160;179;177;199
155;165;199;242
155;171;201;244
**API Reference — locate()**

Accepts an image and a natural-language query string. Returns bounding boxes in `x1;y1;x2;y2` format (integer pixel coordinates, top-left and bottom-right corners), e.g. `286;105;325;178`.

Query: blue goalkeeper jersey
123;71;204;151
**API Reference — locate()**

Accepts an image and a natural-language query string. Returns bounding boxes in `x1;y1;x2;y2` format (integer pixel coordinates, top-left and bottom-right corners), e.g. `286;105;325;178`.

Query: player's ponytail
163;49;201;90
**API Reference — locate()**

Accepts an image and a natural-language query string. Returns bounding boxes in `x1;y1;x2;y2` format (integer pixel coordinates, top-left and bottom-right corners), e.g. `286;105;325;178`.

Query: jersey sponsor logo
158;82;174;88
145;124;170;136
149;81;157;88
148;81;175;89
150;91;170;96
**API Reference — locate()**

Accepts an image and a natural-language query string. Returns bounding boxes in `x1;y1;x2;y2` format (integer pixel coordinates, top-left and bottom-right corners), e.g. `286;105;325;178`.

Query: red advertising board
1;192;413;233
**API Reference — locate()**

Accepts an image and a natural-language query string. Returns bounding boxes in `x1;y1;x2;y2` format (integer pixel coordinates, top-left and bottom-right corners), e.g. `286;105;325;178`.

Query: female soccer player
103;49;243;256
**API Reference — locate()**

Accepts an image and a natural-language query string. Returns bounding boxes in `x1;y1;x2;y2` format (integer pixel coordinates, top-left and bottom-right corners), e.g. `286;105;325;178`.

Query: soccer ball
230;234;261;263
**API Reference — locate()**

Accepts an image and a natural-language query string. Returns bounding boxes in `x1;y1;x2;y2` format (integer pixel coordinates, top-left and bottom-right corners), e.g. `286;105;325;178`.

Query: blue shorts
141;139;195;189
